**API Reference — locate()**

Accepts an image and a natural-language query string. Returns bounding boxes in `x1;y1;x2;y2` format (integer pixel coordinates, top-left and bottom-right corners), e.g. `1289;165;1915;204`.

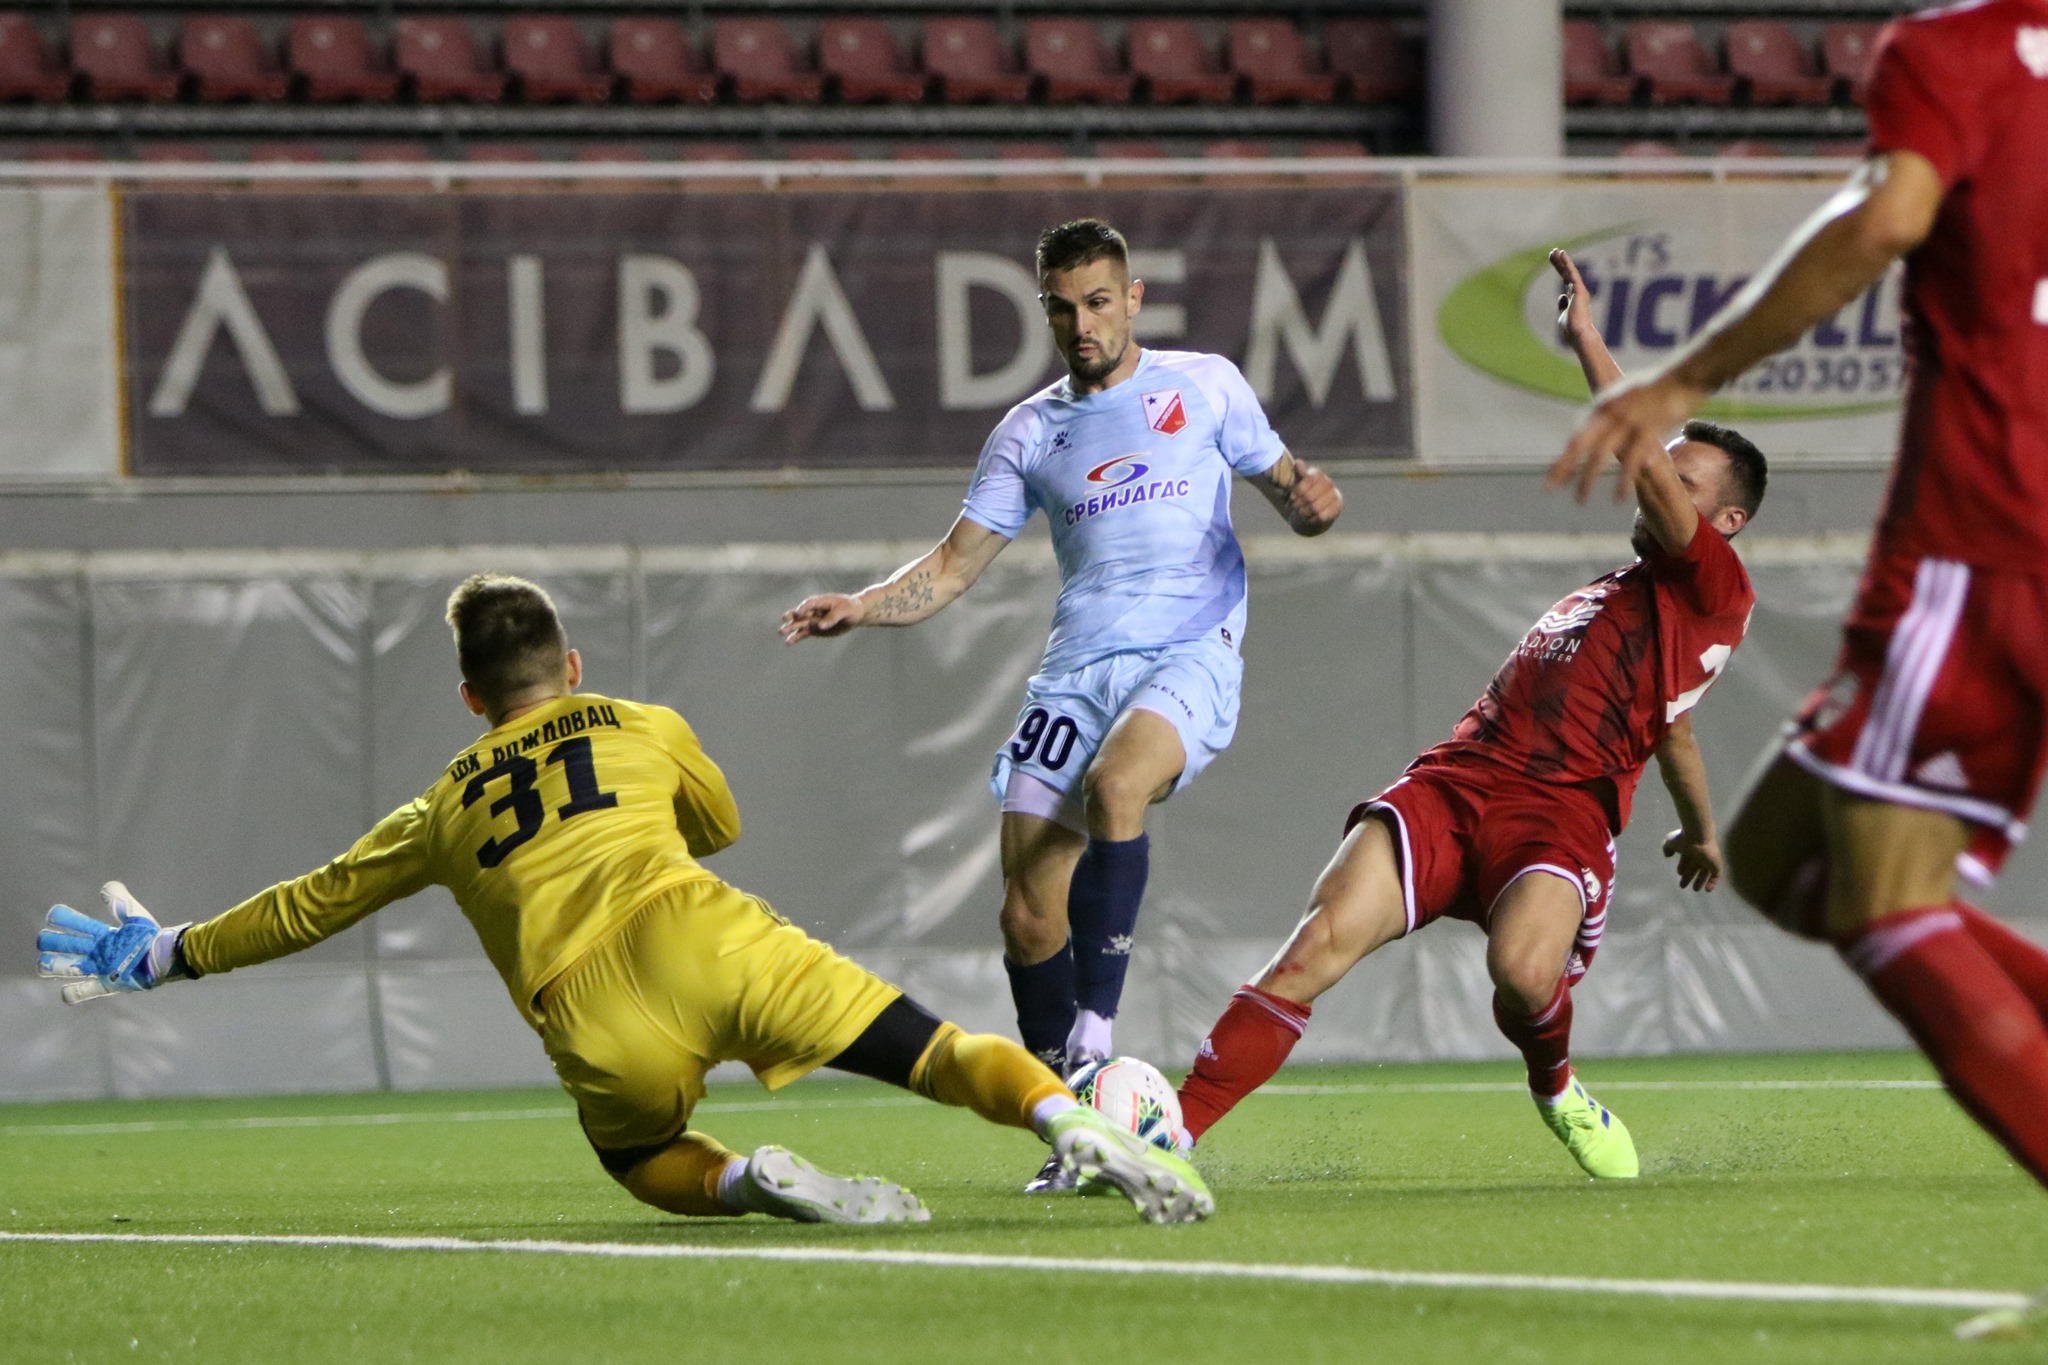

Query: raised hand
37;881;189;1005
778;593;868;644
1549;372;1706;505
1552;249;1597;344
1662;828;1724;893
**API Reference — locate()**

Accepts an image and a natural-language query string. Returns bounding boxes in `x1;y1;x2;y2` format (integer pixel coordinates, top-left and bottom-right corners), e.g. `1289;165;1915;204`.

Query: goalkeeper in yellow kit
35;574;1212;1226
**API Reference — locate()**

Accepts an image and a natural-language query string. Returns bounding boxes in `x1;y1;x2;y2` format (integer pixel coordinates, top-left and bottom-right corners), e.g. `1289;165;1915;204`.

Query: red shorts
1790;550;2048;884
1346;761;1615;983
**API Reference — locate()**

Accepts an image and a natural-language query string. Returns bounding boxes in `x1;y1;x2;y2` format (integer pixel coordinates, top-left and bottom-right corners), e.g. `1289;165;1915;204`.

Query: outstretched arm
1247;450;1343;537
1551;150;1944;503
1655;714;1723;892
779;514;1010;643
1551;248;1625;396
1552;248;1697;556
38;801;433;1002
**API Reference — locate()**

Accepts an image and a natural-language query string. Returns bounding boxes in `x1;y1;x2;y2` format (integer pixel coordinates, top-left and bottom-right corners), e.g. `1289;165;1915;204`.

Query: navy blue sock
1069;834;1150;1018
1004;942;1076;1070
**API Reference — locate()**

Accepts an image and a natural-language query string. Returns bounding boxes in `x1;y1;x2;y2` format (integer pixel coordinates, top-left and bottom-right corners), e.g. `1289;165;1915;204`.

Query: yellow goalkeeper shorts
536;877;900;1155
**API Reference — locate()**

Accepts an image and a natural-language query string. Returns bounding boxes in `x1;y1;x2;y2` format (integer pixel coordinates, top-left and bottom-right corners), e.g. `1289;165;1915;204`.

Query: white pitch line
2;1080;1942;1137
0;1231;2021;1314
0;1096;924;1139
1262;1080;1943;1096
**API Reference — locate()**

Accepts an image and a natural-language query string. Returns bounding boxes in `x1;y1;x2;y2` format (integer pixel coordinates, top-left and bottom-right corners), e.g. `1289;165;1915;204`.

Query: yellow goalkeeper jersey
180;693;741;1028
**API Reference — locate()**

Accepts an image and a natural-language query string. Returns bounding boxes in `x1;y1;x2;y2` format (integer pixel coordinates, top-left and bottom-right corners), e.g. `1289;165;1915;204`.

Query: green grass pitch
4;1051;2045;1363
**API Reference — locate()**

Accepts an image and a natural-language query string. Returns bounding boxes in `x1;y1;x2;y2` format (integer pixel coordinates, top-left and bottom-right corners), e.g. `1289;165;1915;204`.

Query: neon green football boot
1044;1108;1215;1223
1536;1075;1639;1179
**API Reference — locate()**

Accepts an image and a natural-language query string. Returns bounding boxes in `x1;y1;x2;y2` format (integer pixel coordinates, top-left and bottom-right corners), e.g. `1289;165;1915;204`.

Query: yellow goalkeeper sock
910;1023;1071;1132
615;1131;746;1218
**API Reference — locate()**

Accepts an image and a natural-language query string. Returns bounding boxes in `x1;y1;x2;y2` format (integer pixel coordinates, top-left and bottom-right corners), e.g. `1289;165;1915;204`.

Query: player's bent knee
1081;763;1152;823
998;895;1066;961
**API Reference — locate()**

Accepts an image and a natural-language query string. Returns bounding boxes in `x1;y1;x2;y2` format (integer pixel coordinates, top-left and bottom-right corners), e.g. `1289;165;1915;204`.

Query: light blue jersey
961;349;1286;676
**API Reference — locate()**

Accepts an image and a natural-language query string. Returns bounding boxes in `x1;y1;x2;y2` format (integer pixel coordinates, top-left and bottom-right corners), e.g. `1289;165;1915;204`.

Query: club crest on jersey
1086;454;1151;487
1141;388;1188;436
2021;27;2048;78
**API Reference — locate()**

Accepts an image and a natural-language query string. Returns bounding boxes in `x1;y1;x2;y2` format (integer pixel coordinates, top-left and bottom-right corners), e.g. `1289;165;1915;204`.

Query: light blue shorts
990;641;1243;833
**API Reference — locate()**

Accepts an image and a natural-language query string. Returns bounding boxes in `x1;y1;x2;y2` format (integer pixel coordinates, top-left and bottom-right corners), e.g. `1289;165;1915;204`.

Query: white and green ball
1069;1056;1183;1151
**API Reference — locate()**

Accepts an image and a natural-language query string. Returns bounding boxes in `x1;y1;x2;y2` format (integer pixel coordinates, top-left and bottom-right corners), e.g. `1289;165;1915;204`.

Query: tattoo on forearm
867;567;937;622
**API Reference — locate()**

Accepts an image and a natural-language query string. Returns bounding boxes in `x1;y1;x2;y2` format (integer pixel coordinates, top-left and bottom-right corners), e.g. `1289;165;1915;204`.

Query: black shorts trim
824;994;944;1091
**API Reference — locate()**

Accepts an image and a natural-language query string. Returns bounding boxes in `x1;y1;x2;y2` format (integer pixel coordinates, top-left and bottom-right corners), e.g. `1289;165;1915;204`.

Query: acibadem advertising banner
1413;180;1905;464
121;188;1411;476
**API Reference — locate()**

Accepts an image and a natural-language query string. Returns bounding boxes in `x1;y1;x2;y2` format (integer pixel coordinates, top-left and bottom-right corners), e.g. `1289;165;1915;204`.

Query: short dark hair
1681;419;1768;522
1035;218;1129;282
445;574;568;710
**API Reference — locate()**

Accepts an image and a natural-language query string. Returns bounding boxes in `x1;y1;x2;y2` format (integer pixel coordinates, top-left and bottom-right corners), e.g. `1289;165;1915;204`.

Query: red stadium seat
1127;21;1235;104
1626;22;1733;106
1095;141;1167;158
463;142;540;161
608;20;715;105
713;20;821;103
779;142;857;160
0;15;73;102
574;143;646;161
1203;139;1268;158
354;141;433;162
1563;20;1635;107
395;18;505;103
889;141;967;159
247;141;327;163
1303;140;1370;157
1726;21;1831;107
1814;139;1868;159
1326;20;1419;104
137;141;211;161
923;19;1029;104
288;17;399;103
1617;140;1683;159
1024;19;1131;104
1821;23;1881;104
680;141;751;160
998;141;1068;159
819;19;925;103
28;143;108;161
180;16;288;103
71;16;182;101
1716;140;1782;158
504;18;613;104
1229;20;1335;105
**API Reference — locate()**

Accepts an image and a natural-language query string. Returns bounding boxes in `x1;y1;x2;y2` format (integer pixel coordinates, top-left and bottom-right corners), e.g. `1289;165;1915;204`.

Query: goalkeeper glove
36;881;194;1005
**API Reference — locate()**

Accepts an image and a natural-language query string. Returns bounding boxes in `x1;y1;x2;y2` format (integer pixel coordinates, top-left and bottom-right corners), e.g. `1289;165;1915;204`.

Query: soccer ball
1069;1056;1183;1151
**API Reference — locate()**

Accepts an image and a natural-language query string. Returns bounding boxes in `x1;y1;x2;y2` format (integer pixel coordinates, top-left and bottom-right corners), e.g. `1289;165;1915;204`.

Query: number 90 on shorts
988;642;1246;824
1009;707;1081;772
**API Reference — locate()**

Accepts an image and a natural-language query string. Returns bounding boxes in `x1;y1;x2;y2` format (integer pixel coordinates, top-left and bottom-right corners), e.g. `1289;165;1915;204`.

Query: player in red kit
1174;251;1768;1179
1552;0;2048;1237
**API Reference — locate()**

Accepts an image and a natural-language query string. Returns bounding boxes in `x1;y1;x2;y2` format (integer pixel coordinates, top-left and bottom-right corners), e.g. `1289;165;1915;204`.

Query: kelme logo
1437;226;1904;421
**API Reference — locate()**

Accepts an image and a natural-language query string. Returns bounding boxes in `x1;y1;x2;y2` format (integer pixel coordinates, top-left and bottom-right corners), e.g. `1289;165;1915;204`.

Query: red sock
1840;903;2048;1188
1493;982;1574;1098
1957;904;2048;1023
1176;986;1310;1143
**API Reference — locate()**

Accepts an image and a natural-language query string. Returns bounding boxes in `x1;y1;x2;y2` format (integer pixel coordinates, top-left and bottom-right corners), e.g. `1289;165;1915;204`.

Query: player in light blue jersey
781;219;1342;1190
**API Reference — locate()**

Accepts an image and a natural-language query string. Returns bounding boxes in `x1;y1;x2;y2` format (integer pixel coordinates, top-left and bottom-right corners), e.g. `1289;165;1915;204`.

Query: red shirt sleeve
1863;19;1977;188
1645;517;1751;618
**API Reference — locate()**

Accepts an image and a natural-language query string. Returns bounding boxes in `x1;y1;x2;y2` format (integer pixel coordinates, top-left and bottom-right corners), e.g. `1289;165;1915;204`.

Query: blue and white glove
36;881;193;1005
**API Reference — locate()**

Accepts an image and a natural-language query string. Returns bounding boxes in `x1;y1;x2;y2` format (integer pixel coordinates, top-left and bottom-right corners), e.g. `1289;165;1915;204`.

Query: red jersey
1864;0;2048;570
1416;521;1755;832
